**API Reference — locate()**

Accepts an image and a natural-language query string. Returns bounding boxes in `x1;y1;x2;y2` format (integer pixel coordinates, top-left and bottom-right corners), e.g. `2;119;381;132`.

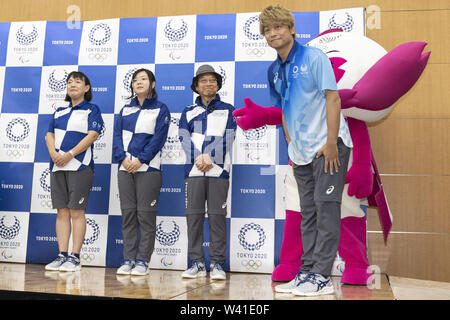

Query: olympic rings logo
162;150;181;160
241;259;262;270
81;253;96;262
88;53;108;62
40;199;53;209
6;150;25;159
246;47;265;57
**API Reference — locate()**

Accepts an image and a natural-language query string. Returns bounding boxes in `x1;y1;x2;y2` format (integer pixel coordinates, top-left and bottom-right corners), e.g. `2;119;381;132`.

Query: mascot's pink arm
232;97;282;130
344;117;373;199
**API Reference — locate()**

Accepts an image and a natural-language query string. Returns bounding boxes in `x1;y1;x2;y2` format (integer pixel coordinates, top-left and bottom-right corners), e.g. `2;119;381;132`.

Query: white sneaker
182;261;206;278
292;273;335;296
59;255;81;272
275;272;308;293
131;260;149;276
117;259;135;275
210;263;226;280
45;254;67;271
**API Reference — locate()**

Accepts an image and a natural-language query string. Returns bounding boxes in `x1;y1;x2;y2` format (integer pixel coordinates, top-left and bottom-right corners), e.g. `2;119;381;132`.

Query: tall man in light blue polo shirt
260;5;353;296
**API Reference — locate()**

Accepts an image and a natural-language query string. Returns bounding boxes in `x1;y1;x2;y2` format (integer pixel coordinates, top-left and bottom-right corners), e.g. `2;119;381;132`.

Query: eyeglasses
198;78;217;84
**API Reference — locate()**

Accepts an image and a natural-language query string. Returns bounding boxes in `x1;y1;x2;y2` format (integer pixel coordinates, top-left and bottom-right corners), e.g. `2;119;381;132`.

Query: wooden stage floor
0;262;394;300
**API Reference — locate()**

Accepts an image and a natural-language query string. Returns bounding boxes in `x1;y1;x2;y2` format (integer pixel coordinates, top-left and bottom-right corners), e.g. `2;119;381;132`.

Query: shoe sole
275;278;306;293
182;271;207;279
59;266;81;272
45;265;62;271
131;271;149;276
210;275;226;280
117;270;132;275
275;285;296;293
292;286;334;297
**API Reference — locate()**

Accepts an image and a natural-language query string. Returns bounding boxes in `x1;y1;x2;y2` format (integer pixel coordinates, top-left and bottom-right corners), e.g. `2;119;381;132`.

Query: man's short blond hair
259;5;295;36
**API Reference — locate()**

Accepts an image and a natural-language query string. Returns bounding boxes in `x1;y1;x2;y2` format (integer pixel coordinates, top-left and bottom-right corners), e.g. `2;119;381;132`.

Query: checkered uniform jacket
179;94;236;179
47;100;104;172
113;95;170;172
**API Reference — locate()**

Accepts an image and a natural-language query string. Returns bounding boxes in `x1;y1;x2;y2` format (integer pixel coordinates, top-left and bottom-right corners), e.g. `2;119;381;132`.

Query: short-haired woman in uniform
45;71;104;272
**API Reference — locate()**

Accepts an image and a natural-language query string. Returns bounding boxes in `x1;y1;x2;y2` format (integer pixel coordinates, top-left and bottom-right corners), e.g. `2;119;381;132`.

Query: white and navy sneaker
59;255;81;272
45;254;67;271
117;259;135;275
292;273;334;296
131;260;149;276
274;272;309;293
210;263;226;280
182;261;206;279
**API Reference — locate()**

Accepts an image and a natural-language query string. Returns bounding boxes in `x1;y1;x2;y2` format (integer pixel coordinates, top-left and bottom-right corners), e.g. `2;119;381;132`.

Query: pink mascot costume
233;30;430;285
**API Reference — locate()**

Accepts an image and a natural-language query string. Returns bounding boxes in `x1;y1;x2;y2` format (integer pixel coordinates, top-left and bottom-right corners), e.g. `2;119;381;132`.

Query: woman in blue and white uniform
45;71;104;272
113;68;170;276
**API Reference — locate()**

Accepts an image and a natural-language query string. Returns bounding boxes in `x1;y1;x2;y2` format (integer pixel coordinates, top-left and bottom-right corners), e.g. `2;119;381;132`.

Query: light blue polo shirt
268;41;353;165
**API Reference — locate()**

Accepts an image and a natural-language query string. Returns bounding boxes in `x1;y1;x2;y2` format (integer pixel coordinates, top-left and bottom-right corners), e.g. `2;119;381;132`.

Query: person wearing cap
178;64;236;280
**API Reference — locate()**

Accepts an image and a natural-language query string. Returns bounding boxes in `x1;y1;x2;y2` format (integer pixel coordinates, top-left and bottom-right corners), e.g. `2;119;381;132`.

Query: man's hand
316;142;340;175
